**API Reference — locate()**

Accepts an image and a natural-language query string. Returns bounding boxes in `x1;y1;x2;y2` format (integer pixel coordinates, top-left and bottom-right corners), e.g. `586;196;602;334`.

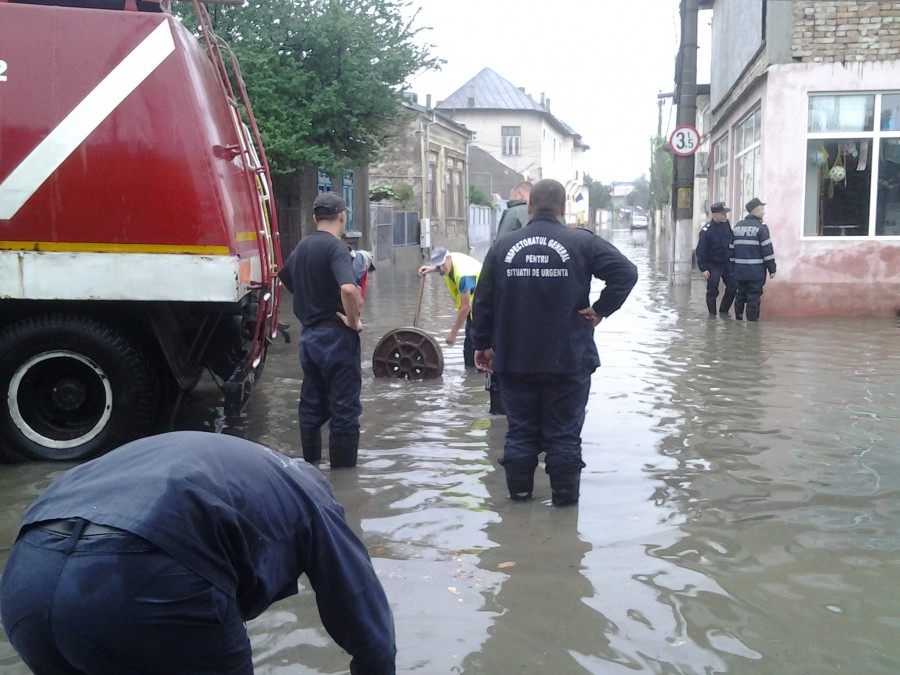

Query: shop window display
805;93;900;237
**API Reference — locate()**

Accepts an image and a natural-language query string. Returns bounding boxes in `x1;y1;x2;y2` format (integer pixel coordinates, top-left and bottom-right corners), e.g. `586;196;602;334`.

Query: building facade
701;0;900;316
368;98;473;267
435;68;590;225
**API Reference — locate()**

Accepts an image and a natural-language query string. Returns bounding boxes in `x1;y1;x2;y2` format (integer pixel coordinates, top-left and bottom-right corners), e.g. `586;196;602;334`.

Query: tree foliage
649;136;673;209
469;185;495;208
369;183;413;208
627;176;651;210
584;174;612;211
196;0;440;176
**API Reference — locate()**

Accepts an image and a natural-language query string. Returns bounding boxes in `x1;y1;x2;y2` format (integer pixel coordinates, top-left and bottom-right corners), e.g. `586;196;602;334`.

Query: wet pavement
2;226;900;673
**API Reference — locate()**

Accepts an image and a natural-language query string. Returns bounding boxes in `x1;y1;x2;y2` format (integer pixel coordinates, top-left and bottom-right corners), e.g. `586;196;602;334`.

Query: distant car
631;213;649;229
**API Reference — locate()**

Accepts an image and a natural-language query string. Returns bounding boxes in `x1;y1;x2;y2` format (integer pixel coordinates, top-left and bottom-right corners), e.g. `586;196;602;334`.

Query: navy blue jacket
731;215;777;281
473;216;637;375
19;432;396;675
279;231;356;328
696;219;733;270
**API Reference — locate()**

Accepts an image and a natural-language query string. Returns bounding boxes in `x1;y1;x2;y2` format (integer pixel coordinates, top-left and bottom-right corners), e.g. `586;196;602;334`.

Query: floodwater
2;226;900;674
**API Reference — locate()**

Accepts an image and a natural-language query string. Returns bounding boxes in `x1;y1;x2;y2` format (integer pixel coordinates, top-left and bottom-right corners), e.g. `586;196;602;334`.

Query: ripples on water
2;228;899;674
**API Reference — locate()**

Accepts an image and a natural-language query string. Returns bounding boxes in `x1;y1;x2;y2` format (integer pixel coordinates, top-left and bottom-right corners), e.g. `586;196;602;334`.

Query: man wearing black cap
730;197;777;321
278;191;364;467
696;202;736;317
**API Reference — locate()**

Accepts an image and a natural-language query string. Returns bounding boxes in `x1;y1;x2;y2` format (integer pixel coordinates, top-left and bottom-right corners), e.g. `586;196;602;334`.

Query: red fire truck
0;0;282;461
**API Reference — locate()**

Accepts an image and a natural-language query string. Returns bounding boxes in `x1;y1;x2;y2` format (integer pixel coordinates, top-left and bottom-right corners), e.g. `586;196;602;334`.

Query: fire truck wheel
0;315;158;462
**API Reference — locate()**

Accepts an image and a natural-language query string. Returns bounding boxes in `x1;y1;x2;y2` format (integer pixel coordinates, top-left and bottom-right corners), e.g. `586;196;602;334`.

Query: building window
712;134;729;205
502;126;521;156
734;108;761;218
428;163;437;218
804;93;900;237
445;169;453;218
455;170;464;219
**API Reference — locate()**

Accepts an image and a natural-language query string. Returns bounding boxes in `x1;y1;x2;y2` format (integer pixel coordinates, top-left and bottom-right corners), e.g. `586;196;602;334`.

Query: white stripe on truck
1;251;254;302
0;20;175;220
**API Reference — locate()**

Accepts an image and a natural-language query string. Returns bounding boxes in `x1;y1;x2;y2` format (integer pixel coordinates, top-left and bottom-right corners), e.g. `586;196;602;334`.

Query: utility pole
672;0;699;285
657;93;667;138
653;91;674;226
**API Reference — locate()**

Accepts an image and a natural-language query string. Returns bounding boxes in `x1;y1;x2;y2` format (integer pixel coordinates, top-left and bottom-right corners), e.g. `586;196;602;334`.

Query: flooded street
2;226;900;674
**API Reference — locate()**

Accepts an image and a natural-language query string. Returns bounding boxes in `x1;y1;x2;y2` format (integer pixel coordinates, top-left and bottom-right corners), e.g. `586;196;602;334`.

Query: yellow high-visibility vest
443;252;481;313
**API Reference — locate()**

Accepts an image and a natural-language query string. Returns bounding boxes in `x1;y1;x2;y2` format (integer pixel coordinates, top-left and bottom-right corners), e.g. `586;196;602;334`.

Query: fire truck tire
0;315;158;462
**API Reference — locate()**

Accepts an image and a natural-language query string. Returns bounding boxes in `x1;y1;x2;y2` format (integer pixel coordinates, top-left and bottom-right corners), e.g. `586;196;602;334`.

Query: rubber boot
550;472;581;507
300;427;322;465
706;297;717;317
734;301;745;321
504;468;534;501
329;431;359;468
719;289;735;316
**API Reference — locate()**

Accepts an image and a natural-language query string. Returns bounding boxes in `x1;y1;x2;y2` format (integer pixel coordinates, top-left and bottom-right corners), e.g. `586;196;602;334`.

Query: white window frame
804;91;900;239
502;126;521;156
712;134;729;206
733;108;761;217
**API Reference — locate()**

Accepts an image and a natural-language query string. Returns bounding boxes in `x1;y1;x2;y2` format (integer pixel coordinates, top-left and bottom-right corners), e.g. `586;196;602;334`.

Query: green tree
627;175;651;210
469;185;495;208
649;136;673;211
584;174;612;215
199;0;440;176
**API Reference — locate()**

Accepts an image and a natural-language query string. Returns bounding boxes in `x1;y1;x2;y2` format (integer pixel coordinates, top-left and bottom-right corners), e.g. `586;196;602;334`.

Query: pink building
701;0;900;316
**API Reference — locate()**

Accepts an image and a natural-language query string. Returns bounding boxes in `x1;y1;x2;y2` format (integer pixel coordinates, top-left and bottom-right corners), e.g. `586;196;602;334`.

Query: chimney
467;85;475;108
540;92;545;107
545;98;551;112
426;94;432;109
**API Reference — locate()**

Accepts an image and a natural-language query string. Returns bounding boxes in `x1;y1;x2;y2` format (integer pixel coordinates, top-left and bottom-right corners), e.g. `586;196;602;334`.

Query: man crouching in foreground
0;431;395;674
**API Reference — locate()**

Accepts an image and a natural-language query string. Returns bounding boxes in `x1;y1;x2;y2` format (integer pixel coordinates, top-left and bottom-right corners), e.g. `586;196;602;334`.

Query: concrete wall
709;0;765;108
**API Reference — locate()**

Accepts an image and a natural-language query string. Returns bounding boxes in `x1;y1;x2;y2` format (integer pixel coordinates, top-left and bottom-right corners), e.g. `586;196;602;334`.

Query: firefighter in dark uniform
731;197;777;321
0;432;396;675
472;179;638;506
278;192;363;467
696;201;736;317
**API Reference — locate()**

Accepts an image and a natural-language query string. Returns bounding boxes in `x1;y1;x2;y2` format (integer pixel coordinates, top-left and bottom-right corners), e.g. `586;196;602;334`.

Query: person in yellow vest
418;247;481;368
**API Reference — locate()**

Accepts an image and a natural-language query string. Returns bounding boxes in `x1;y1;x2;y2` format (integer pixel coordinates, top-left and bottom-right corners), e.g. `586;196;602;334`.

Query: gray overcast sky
404;0;710;186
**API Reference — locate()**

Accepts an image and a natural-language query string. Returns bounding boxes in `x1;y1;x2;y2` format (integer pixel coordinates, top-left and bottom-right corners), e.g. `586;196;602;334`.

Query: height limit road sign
669;125;700;157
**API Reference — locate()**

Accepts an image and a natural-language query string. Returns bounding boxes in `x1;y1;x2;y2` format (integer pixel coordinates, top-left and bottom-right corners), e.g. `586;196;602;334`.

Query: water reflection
2;228;900;673
461;428;597;673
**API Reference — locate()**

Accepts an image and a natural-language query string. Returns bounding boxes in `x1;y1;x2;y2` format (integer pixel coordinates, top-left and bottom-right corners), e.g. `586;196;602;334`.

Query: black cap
710;202;730;214
313;191;347;217
745;197;766;212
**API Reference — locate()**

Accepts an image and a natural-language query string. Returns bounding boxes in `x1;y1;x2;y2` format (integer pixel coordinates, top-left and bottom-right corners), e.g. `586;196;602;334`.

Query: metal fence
370;203;421;264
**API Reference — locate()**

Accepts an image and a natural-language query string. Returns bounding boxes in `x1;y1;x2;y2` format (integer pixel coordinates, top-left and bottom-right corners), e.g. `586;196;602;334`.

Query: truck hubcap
8;351;113;449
